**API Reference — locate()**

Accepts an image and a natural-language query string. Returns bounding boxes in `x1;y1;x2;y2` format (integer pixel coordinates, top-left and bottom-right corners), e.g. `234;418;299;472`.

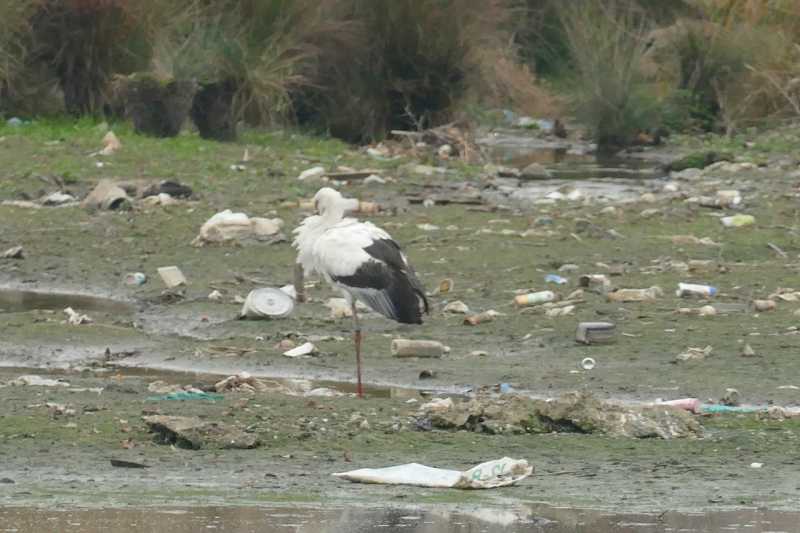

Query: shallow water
0;288;134;315
477;129;662;180
1;505;797;533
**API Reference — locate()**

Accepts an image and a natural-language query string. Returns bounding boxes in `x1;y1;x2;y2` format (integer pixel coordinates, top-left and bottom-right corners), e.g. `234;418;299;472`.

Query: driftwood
390;121;483;163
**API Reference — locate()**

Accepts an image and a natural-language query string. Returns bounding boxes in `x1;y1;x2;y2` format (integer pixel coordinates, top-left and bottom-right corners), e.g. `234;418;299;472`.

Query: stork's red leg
351;302;364;398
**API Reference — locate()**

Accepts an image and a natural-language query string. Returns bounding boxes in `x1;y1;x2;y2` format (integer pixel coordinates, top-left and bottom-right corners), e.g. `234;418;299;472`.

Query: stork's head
313;187;358;219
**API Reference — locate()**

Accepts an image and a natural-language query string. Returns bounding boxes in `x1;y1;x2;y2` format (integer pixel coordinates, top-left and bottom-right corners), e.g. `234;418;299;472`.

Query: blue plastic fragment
700;404;764;414
146;391;224;401
545;274;568;285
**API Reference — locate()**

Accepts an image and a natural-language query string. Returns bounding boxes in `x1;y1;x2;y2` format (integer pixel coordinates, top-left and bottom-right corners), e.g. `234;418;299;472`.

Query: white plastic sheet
333;457;532;489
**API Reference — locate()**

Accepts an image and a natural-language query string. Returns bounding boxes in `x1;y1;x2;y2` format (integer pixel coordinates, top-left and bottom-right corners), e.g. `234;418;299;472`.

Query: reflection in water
1;505;798;533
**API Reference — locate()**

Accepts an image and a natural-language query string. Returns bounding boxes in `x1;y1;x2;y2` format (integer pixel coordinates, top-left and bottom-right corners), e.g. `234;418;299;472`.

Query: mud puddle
478;129;661;180
1;504;797;532
0;365;444;400
0;288;134;315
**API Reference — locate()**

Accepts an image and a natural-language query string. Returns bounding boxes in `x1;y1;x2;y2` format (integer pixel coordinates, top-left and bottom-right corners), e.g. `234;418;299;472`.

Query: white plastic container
676;283;717;298
240;288;294;319
514;290;556;307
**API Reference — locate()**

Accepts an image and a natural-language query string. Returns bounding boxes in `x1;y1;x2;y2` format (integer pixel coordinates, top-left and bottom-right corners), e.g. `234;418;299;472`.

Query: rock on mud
418;392;702;439
143;415;260;450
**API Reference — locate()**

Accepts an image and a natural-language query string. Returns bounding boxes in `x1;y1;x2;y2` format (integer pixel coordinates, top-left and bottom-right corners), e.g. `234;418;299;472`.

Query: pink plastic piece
660;398;701;414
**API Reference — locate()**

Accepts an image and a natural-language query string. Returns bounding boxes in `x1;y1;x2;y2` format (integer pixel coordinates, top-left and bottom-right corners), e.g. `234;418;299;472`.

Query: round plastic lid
242;288;294;318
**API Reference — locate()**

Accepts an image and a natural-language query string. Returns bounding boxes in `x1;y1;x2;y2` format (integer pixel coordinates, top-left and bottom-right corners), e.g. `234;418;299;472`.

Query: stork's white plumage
293;187;428;397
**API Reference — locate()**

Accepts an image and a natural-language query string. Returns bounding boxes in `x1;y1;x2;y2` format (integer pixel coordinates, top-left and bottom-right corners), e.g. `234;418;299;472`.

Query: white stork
293;187;429;397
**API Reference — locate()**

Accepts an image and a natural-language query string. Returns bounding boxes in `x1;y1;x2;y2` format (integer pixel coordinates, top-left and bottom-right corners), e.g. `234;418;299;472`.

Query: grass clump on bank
4;1;800;148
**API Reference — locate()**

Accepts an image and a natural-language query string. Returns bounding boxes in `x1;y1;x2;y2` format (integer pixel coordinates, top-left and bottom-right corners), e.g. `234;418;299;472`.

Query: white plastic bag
333;457;532;489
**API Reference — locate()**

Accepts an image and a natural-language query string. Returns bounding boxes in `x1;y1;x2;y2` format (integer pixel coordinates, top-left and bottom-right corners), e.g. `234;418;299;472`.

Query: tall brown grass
26;0;158;115
294;0;545;142
0;1;39;111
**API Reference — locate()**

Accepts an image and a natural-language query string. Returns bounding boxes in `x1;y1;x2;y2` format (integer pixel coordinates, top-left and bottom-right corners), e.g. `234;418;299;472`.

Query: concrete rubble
143;415;260;449
418;392;702;439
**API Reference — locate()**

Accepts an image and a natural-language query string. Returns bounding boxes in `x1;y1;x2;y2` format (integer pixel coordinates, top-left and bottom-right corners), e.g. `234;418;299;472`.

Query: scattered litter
46;402;75;416
575;322;616;344
752;299;776;312
95;131;121;156
750;462;764;469
297;166;326;181
688;260;714;272
545;305;574;317
41;192;77;206
324;297;367;319
214;372;268;393
147;380;203;394
464;310;500;325
192;210;284;245
417;223;440;231
363;174;386;185
143;415;259;449
701;404;764;414
580;357;596;370
240;288;294;319
676;283;716;298
606;286;663;302
81;180;132;210
146;391;223;401
333;457;532;489
279;284;297;300
304;387;345;397
676;345;713;362
514;290;556;307
520;162;552;179
721;214;755;228
110;459;148;469
420;398;454;414
391;339;447;358
157;266;186;288
443;300;470;314
141;192;179;207
578;274;611;293
658;398;700;414
720;388;740;406
435;279;453;294
767;242;788;258
283;342;317;358
545;274;568;285
1;200;41;209
8;375;70;387
208;289;223;301
64;307;92;325
124;272;147;286
665;235;721;247
770;288;800;302
418;392;701;438
1;245;24;259
741;344;757;357
676;305;717;317
411;164;446;176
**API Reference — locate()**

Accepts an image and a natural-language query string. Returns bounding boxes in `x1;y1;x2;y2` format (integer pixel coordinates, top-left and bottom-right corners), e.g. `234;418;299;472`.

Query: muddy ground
1;119;800;519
